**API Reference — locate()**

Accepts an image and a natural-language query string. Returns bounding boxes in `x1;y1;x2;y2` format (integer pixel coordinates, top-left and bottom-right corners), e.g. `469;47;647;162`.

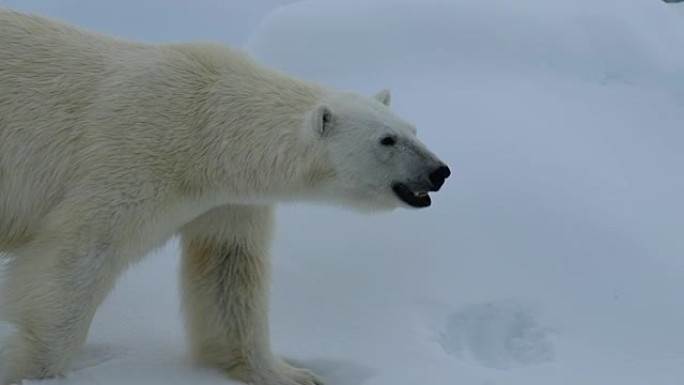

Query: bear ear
374;89;391;106
310;104;334;137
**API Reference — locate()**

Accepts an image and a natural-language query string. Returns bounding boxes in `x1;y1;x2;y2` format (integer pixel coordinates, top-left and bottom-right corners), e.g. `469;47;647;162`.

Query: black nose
429;165;451;191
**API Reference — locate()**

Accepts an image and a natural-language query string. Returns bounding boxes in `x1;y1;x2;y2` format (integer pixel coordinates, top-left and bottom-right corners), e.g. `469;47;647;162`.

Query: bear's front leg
180;205;323;385
0;236;123;385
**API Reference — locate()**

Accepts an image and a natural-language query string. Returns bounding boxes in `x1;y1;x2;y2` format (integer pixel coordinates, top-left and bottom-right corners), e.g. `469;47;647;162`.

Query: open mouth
392;183;432;208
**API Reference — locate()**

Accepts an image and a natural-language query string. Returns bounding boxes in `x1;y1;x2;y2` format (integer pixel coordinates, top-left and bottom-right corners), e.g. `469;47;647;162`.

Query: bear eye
380;136;396;146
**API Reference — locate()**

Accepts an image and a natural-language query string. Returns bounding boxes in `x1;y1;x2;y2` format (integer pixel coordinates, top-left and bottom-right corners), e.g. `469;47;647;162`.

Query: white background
1;1;683;384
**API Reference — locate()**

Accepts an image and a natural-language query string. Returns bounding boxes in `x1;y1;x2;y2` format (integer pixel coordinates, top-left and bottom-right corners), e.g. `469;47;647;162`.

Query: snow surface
1;0;684;384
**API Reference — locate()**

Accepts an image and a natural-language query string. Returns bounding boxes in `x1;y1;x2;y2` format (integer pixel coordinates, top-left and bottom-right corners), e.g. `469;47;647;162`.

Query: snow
1;0;684;384
439;300;555;370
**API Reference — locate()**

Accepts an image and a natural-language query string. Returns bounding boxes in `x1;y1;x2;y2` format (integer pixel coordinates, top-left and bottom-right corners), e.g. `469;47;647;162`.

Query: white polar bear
0;8;450;385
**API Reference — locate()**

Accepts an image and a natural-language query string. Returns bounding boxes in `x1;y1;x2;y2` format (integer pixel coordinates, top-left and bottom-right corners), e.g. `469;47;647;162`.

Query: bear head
304;89;451;212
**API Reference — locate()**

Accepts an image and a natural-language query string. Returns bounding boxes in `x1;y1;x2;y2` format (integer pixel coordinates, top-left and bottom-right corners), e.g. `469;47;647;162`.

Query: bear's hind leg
0;239;122;384
180;205;323;385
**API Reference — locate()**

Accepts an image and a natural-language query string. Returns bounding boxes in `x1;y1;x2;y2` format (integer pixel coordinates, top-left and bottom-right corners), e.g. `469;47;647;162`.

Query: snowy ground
1;0;684;384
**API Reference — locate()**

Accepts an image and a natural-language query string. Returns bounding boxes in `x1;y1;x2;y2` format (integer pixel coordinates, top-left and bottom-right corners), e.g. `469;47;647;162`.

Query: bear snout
428;164;451;191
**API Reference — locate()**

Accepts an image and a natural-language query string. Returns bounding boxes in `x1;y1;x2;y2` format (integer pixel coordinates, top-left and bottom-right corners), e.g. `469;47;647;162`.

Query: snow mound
440;301;554;369
246;1;684;384
247;0;684;89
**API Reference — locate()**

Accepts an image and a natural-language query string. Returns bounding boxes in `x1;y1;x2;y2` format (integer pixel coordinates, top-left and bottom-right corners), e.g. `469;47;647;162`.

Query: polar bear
0;8;450;385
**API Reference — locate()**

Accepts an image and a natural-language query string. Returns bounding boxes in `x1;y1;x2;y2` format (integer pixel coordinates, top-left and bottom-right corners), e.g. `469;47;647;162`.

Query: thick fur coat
0;8;449;385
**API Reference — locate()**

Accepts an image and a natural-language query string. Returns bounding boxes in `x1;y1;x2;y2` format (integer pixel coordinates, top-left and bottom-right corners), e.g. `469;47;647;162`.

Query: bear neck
177;57;335;206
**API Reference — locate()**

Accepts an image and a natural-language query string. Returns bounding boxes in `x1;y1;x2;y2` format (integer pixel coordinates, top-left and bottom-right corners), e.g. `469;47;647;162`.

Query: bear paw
274;364;324;385
231;358;324;385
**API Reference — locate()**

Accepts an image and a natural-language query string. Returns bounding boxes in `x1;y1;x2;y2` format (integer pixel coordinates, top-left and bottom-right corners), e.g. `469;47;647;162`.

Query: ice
1;1;684;384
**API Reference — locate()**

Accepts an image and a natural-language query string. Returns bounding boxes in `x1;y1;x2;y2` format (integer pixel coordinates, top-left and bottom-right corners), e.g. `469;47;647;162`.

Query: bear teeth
414;191;428;197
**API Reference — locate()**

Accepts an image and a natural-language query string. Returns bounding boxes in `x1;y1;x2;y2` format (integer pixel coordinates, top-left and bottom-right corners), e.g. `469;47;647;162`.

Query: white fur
0;8;446;385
